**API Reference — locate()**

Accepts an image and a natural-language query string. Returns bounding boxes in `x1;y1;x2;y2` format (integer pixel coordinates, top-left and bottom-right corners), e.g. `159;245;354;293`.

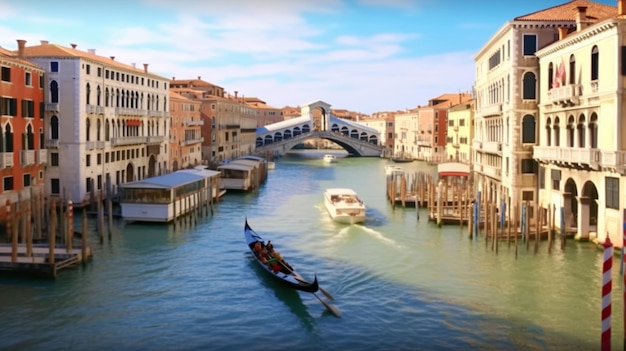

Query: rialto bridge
255;100;382;157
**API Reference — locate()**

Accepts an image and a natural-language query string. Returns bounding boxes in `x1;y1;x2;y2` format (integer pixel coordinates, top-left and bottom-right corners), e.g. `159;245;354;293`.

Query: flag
553;59;565;88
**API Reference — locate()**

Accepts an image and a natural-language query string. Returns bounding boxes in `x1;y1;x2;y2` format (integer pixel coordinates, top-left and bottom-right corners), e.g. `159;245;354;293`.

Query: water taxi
323;154;338;163
323;188;366;224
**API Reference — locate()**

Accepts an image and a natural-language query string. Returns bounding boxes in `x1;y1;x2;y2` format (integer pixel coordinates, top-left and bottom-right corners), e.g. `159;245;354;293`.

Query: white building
21;40;171;205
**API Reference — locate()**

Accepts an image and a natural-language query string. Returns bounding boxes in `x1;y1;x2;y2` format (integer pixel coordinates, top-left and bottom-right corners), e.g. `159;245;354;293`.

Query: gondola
244;219;319;293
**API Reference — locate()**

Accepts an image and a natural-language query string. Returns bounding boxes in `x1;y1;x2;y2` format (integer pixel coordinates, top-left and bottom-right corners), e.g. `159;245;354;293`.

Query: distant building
19;40;170;205
360;111;396;157
169;91;203;171
446;100;474;164
0;42;46;205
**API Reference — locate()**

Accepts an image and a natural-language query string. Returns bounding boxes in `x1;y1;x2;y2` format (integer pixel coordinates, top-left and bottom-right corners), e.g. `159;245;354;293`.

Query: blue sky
0;0;616;114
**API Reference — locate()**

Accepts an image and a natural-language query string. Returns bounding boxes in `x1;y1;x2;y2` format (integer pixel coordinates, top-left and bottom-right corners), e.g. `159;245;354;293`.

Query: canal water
0;150;621;351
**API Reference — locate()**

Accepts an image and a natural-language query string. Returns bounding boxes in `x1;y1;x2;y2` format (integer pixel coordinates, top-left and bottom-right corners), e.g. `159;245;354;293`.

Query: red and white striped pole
601;236;613;351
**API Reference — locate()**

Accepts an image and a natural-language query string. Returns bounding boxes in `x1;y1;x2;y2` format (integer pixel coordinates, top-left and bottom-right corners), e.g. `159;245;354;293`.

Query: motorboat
385;164;403;176
323;154;338;163
323;188;366;224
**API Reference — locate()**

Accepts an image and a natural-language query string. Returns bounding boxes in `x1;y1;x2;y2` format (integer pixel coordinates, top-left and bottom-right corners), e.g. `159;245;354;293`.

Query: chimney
16;39;26;59
87;49;95;54
131;63;136;68
576;6;588;31
621;0;626;16
110;56;115;61
197;76;201;80
234;91;238;98
40;40;49;45
70;43;77;49
143;63;148;73
172;76;175;80
558;27;569;40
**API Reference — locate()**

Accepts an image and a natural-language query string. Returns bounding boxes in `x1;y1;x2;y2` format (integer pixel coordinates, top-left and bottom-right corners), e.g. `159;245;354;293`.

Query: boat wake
358;226;401;248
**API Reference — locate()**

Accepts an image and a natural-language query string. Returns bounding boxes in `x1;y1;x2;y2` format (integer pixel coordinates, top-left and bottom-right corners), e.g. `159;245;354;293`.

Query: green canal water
0;150;621;350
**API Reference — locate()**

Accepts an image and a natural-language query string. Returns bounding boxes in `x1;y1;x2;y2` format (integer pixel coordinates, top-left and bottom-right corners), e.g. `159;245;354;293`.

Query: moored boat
385;164;403;176
323;188;366;224
244;219;319;293
322;154;338;163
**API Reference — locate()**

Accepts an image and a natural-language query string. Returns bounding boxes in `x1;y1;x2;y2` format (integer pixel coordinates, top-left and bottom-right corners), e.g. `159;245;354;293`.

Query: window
569;55;576;85
1;66;10;82
25;72;31;86
97;67;102;77
591;46;599;81
0;97;17;116
522;72;536;99
539;166;545;189
86;64;91;75
97;175;102;190
606;177;619;210
551;169;561;191
21;100;34;117
51;152;59;166
97;153;102;165
3;176;13;191
522;115;536;143
523;34;537;56
521;159;538;174
86;178;92;193
522;191;534;201
23;174;31;187
86;154;91;167
548;63;554;89
51;178;60;194
50;61;59;72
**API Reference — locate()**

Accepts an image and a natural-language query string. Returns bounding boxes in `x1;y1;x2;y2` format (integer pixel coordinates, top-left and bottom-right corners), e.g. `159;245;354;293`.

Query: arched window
5;124;13;152
26;124;34;150
554;117;560;147
51;116;59;139
50;81;59;103
589;113;598;148
523;72;536;99
105;88;110;107
86;83;91;105
522;115;536;143
86;118;91;142
97;119;102;141
105;119;110;141
548;62;554;89
577;114;585;148
591;46;599;81
569;54;576;85
567;115;575;147
97;85;101;106
116;89;120;107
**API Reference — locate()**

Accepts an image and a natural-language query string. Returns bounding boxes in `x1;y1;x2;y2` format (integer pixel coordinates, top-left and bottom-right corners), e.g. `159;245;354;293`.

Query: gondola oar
275;258;335;301
313;291;342;318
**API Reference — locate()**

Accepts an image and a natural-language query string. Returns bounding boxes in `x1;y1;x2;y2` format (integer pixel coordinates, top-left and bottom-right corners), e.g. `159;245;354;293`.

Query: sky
0;0;617;114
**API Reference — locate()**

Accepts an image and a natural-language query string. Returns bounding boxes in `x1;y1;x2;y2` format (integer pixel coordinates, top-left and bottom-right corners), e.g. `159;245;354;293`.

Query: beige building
472;0;615;210
446;100;474;164
169;91;203;171
360;112;396;157
394;108;419;159
535;1;625;242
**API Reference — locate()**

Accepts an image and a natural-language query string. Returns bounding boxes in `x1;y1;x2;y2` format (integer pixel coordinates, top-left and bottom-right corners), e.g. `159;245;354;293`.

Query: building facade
21;40;171;204
0;42;46;205
535;1;624;241
472;1;615;210
446;99;474;164
360;112;396;157
169;91;203;171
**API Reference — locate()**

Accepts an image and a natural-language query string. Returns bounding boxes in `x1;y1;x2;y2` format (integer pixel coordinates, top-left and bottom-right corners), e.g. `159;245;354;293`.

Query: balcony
86;104;104;114
147;136;165;144
21;150;34;166
480;103;502;117
547;84;581;106
482;141;502;154
0;152;13;168
110;136;146;146
185;120;204;127
45;139;60;148
533;146;601;168
482;164;502;180
45;103;59;112
600;150;626;170
115;108;145;116
37;149;47;164
181;137;204;146
148;110;166;117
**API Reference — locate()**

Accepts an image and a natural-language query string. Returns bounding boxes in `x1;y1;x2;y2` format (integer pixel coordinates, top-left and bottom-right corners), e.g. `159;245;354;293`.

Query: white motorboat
323;154;338;163
323;188;366;224
385;164;403;176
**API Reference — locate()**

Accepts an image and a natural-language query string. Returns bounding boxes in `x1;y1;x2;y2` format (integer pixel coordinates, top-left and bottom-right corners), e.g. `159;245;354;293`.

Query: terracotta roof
515;0;616;22
0;46;45;70
171;78;222;89
16;42;166;79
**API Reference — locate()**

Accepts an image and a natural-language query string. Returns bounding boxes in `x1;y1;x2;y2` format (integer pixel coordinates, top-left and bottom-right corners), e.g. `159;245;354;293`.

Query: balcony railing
21;150;34;166
480;103;502;117
86;104;104;114
110;136;146;147
181;137;204;146
45;139;60;148
483;164;502;179
148;110;166;117
600;150;626;169
482;141;502;154
37;149;47;164
147;136;165;144
45;103;59;112
547;84;581;106
185;120;204;126
533;146;601;168
0;152;13;168
115;108;145;116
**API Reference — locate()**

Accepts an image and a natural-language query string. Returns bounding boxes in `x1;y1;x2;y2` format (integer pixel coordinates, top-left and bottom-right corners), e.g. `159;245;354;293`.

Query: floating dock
0;243;92;278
